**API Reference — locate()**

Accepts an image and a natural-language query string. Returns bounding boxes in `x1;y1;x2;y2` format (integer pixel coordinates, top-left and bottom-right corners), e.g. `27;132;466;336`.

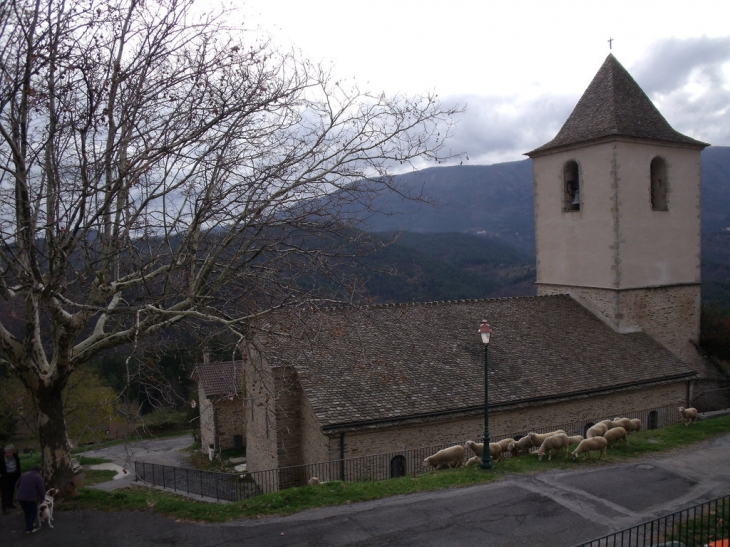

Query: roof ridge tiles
309;293;569;313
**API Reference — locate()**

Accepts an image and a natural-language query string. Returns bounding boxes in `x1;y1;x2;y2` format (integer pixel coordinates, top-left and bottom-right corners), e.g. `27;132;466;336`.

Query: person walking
0;444;21;514
15;464;45;533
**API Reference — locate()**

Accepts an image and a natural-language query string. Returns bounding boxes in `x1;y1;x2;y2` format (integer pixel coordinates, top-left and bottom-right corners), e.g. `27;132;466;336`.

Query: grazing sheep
424;445;466;470
586;423;609;439
507;436;533;457
567;435;584;446
537;433;570;461
496;438;513;459
527;430;567;447
466;456;481;467
678;407;698;426
603;426;628;447
599;419;618;430
308;477;321;485
465;440;484;457
465;440;503;461
626;418;642;434
489;442;503;461
571;437;608;460
612;417;632;430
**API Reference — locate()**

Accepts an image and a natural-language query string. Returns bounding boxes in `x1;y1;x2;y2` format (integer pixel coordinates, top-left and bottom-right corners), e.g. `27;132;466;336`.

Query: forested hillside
355;147;730;307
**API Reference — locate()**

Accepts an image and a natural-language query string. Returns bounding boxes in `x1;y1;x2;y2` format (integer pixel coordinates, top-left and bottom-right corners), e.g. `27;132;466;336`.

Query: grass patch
58;414;730;522
83;469;118;486
184;446;246;472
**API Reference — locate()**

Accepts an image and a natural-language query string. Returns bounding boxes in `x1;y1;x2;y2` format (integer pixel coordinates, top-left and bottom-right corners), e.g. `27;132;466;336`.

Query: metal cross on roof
608;37;614;50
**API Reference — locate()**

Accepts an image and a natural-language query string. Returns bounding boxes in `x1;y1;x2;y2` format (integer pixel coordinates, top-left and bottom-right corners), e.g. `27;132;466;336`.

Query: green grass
83;469;118;486
184;446;246;472
58;415;730;523
664;500;730;547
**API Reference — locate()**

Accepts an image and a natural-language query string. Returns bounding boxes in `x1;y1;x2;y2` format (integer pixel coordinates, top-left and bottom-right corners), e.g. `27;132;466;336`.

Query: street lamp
478;319;492;470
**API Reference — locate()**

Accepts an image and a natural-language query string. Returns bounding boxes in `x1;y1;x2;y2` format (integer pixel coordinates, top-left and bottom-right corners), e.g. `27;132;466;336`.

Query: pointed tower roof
527;54;708;156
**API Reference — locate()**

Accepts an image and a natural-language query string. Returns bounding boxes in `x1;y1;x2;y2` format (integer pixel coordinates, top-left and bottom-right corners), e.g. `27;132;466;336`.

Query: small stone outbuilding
192;361;245;454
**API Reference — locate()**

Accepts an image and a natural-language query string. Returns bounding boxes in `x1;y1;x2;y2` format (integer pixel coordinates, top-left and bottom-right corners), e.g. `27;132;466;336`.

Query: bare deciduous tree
0;0;460;491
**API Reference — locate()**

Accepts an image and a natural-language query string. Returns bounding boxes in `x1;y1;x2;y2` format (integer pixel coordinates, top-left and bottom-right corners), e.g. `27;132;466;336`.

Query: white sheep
603;426;628;447
308;477;322;485
571;436;608;460
424;445;466;470
496;438;513;458
465;440;483;457
465;440;503;461
612;417;632;430
678;406;698;426
527;430;567;447
586;423;609;439
537;433;570;461
465;456;481;467
626;418;642;434
599;419;617;430
567;434;584;446
507;436;533;457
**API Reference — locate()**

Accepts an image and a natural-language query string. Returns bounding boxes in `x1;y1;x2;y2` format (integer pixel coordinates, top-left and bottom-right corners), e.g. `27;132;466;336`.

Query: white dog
37;488;59;529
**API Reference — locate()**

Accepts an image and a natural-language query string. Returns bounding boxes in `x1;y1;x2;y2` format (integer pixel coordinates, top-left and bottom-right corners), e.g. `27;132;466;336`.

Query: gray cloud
631;36;730;146
439;93;579;165
438;39;730;166
632;36;730;95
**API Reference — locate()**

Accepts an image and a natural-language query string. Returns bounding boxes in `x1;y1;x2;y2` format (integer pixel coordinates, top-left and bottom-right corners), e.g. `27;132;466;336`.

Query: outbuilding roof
256;295;695;430
527;54;708;156
192;361;244;399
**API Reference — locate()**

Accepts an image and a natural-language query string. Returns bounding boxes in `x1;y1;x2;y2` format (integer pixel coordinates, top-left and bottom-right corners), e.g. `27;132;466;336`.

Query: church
241;54;722;484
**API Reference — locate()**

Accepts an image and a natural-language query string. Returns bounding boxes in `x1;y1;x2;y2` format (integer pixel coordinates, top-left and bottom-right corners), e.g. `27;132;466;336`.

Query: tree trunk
35;385;75;495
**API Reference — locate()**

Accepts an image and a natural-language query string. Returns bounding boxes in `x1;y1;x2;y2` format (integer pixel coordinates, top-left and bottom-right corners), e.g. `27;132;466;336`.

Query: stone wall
324;381;687;470
244;347;279;474
274;366;303;468
198;392;245;452
215;397;245;451
198;389;216;451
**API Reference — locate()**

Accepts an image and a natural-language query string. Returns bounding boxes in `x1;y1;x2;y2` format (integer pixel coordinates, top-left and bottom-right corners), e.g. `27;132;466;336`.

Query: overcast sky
241;0;730;166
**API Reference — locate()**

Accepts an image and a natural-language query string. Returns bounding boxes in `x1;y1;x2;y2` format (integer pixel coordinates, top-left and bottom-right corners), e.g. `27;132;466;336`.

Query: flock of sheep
423;407;699;470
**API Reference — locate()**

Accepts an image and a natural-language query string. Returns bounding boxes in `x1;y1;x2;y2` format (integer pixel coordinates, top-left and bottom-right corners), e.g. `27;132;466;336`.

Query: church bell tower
526;54;708;363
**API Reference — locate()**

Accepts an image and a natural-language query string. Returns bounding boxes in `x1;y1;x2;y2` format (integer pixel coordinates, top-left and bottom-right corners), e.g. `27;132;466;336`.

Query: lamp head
478;320;492;345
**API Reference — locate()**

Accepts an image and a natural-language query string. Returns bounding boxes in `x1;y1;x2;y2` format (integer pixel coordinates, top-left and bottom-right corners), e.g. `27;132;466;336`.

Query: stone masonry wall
198;389;216;452
214;398;245;451
300;388;330;466
274;366;303;468
244;349;279;474
326;382;686;471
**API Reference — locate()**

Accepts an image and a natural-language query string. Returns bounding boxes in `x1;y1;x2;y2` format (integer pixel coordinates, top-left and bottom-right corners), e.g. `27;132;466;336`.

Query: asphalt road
2;432;729;546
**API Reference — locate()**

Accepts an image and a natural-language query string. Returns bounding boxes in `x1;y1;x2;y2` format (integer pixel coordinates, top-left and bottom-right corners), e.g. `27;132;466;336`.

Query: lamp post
479;319;492;470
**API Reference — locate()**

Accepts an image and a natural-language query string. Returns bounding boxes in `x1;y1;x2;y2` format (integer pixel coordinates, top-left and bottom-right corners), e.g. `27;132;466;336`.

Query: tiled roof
527;54;708;156
257;295;695;429
192;361;244;398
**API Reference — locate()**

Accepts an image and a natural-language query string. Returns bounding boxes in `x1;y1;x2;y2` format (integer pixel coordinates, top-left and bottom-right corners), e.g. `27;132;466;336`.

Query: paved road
2;432;729;546
74;434;195;491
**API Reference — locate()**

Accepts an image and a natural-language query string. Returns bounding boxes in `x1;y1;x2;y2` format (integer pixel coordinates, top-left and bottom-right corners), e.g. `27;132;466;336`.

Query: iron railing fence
134;462;253;502
134;403;685;500
573;494;730;547
692;387;730;413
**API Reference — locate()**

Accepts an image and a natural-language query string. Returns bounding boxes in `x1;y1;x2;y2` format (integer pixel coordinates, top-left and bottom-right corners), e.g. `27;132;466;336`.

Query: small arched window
583;422;595;437
648;410;659;430
390;455;406;478
563;160;580;211
650;157;668;211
